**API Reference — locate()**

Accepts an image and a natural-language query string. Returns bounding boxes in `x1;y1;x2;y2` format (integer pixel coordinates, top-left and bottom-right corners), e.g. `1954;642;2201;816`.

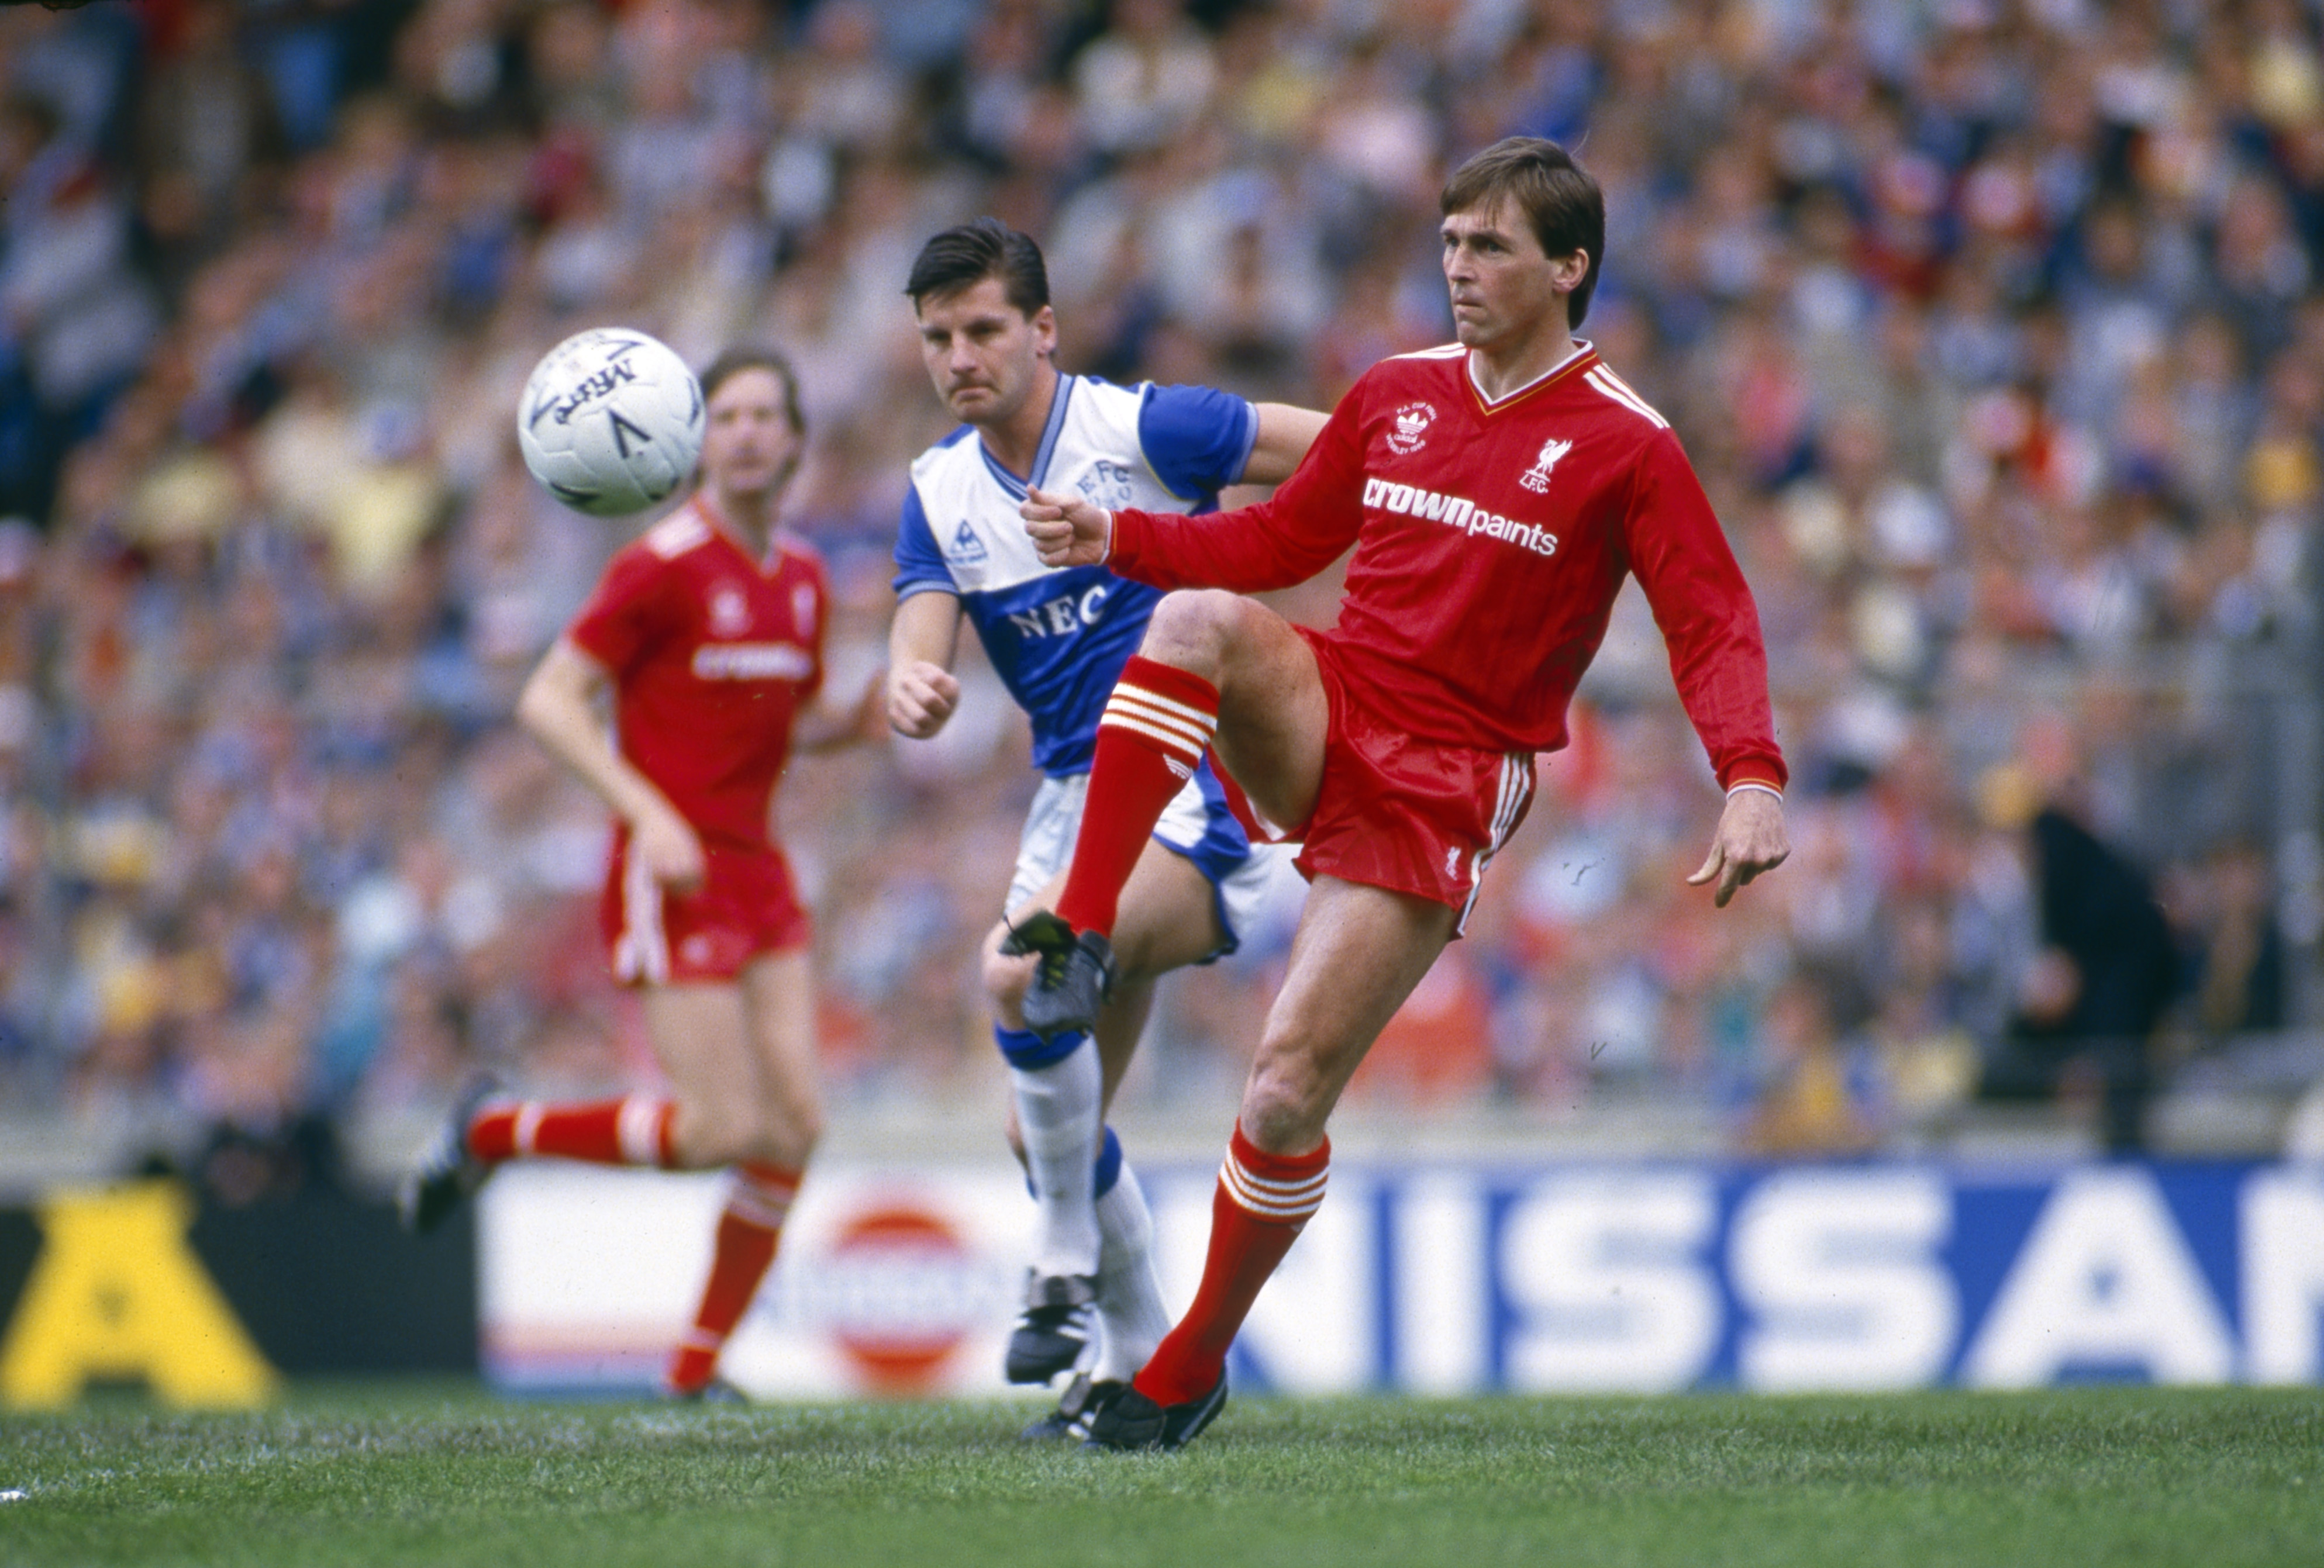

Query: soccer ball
516;328;705;516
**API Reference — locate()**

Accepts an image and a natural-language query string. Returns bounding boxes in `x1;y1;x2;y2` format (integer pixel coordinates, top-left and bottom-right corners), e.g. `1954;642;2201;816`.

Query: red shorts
1288;628;1536;930
598;833;812;986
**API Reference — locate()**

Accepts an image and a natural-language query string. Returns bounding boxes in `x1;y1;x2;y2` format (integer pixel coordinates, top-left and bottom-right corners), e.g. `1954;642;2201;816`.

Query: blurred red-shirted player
1018;137;1792;1449
402;348;882;1398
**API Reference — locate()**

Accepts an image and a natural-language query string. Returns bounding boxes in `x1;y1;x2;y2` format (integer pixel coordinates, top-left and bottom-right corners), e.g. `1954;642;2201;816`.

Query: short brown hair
1440;137;1606;326
699;346;805;438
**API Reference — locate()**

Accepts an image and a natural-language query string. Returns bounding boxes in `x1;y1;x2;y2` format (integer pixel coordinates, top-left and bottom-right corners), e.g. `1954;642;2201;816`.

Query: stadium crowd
1;0;2318;1178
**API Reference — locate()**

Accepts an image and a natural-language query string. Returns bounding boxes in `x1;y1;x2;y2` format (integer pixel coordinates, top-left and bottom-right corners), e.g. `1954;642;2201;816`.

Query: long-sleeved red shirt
1108;343;1787;793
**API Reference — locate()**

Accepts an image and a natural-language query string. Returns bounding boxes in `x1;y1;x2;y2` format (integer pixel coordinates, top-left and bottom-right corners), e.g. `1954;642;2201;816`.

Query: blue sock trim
1092;1125;1122;1199
994;1023;1089;1070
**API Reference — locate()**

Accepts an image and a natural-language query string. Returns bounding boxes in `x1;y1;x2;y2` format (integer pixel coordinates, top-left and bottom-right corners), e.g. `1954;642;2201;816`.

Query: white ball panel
516;329;706;517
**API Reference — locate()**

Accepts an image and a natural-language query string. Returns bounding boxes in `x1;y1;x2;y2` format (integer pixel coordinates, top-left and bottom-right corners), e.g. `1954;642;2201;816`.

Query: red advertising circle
826;1205;974;1394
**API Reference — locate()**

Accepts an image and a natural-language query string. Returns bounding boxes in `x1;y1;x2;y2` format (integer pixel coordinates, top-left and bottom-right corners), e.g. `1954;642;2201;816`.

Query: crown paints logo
1387;402;1437;454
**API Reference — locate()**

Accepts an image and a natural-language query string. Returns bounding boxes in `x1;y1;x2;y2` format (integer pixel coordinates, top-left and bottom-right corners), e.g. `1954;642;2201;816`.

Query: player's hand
888;659;961;738
632;803;707;893
1022;486;1111;567
1687;789;1789;908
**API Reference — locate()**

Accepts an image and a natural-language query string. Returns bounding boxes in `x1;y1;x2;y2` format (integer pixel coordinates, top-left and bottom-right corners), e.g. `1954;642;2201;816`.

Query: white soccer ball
516;328;705;516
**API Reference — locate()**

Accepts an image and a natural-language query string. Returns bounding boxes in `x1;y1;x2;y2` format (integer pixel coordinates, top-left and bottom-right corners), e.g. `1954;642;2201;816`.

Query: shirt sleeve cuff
1108;507;1147;569
1725;780;1784;803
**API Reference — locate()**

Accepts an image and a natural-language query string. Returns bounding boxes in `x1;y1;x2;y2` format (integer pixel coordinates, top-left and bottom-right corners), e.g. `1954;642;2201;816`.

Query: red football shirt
567;496;830;849
1108;343;1787;792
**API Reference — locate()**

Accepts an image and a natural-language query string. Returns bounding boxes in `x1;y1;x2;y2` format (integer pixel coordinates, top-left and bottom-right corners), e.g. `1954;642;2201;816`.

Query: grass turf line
2;1384;2318;1568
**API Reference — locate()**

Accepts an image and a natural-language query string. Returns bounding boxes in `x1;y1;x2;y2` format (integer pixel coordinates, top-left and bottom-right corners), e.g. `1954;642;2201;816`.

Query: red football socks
1054;656;1220;938
667;1162;801;1396
1133;1123;1329;1407
466;1094;677;1168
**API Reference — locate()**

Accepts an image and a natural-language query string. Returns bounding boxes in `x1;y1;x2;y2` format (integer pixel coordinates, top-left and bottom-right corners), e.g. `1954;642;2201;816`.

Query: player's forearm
1628;437;1788;793
1676;651;1788;793
888;589;961;672
516;651;680;828
1645;582;1786;792
1109;491;1351;593
1241;402;1330;487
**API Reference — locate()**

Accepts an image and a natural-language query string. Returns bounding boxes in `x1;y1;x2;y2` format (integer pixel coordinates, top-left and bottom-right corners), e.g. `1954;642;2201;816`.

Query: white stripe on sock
616;1095;667;1166
1110;684;1218;729
1105;691;1215;747
725;1179;795;1230
1098;712;1209;761
1220;1153;1327;1221
1103;709;1212;755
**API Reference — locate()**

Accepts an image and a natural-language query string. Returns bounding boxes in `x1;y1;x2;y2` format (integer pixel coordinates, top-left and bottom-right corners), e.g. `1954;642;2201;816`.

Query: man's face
1440;201;1582;353
699;367;801;500
915;277;1056;429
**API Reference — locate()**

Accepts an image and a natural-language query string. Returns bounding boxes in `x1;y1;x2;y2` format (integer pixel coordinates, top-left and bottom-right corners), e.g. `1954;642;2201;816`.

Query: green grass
2;1384;2318;1568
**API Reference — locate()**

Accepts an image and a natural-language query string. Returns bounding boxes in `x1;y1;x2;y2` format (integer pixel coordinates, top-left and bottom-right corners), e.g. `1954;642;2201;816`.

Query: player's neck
699;484;780;559
974;363;1060;481
1468;322;1582;404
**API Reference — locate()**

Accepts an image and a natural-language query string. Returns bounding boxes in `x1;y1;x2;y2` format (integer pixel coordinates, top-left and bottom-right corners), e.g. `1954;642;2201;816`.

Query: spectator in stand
0;0;2315;1161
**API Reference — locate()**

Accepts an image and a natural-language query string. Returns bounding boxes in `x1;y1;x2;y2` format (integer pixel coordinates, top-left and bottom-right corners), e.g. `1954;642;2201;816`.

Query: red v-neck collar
1463;340;1597;415
690;494;788;575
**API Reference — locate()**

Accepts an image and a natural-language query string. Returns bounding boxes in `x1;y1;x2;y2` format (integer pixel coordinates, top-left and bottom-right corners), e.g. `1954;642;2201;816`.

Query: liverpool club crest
1520;435;1573;494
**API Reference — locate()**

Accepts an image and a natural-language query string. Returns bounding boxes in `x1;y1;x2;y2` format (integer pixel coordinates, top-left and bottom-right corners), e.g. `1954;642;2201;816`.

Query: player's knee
981;942;1032;1022
1142;589;1241;670
668;1100;757;1169
1242;1038;1337;1149
756;1091;823;1168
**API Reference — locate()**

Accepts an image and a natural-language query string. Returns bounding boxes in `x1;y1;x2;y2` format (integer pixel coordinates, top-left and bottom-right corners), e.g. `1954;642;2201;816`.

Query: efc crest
1078;460;1135;511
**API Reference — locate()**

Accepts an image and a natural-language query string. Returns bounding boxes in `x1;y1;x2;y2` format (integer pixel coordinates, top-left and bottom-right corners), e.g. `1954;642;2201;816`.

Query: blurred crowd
1;0;2319;1180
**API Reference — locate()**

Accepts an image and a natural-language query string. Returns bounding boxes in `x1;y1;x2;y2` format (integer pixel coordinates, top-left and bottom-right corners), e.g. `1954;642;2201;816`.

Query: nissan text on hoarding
477;1161;2324;1397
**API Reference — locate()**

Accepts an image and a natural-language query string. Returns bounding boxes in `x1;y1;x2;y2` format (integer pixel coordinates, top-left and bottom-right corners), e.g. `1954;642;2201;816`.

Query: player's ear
1553;250;1591;295
1031;304;1058;357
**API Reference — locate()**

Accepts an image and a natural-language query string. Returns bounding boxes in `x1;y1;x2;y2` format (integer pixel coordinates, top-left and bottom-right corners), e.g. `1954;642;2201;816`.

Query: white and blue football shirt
894;376;1258;776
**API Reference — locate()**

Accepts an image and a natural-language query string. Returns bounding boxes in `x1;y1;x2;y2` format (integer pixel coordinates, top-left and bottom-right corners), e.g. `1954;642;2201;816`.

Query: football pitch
5;1384;2318;1568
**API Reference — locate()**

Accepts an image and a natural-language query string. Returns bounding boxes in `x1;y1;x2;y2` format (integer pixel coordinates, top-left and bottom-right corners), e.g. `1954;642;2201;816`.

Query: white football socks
1011;1040;1104;1281
1093;1159;1172;1383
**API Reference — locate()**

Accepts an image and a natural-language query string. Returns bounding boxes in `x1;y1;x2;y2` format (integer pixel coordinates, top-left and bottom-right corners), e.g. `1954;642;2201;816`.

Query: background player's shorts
1009;763;1300;962
599;835;812;986
1292;627;1535;932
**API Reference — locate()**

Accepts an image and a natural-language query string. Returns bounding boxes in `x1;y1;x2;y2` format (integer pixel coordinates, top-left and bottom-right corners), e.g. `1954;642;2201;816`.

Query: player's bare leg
1019;590;1324;1038
1089;876;1454;1450
644;950;823;1396
986;844;1223;1404
401;979;787;1237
